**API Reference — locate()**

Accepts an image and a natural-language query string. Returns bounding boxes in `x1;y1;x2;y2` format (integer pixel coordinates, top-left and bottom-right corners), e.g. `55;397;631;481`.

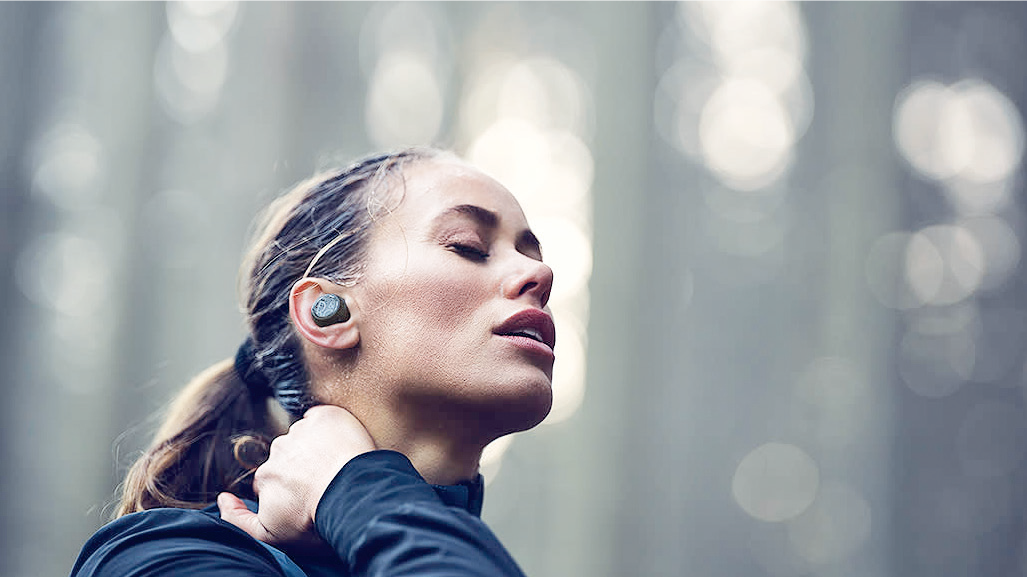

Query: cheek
366;262;494;348
413;272;491;338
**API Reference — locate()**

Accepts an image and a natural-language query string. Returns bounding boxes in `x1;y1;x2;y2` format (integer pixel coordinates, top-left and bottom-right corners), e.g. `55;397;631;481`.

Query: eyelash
449;243;489;261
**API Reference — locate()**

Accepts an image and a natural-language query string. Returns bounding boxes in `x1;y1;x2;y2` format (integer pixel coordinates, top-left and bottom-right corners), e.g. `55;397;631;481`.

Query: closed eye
449;243;489;262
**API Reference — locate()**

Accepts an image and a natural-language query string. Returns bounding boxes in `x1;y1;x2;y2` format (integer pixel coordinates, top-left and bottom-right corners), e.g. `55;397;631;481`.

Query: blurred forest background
3;2;1027;576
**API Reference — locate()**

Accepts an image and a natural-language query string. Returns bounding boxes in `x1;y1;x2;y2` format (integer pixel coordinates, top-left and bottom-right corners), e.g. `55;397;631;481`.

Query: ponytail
114;148;443;518
115;358;287;517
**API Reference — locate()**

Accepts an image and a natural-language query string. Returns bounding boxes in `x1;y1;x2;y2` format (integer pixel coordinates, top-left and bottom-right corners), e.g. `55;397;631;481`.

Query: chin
405;368;553;440
488;377;553;435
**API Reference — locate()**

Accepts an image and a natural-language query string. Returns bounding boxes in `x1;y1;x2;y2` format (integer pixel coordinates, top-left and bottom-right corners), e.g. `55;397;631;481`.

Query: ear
289;278;360;350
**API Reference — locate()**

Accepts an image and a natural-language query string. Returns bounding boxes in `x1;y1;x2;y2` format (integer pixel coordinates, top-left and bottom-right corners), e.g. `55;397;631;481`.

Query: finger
303;404;329;420
304;404;347;420
217;493;273;542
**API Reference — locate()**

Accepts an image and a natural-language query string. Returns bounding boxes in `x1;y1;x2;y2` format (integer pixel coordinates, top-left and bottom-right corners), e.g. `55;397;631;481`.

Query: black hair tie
235;337;273;398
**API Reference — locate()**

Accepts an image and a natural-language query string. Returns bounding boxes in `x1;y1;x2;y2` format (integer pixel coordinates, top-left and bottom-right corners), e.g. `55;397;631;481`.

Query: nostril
519;281;538;297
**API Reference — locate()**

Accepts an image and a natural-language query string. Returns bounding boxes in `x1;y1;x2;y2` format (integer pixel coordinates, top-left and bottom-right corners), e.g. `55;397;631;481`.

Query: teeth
512;328;544;343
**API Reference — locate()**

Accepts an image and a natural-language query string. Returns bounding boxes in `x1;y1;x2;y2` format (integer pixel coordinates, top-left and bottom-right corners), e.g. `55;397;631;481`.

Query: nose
503;256;554;308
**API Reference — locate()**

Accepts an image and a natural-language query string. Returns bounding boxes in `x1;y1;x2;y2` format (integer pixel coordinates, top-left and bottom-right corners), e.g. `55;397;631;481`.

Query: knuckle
270;433;287;450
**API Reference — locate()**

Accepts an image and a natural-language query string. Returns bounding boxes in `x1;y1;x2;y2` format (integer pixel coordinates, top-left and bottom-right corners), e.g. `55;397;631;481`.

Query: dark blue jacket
70;450;526;576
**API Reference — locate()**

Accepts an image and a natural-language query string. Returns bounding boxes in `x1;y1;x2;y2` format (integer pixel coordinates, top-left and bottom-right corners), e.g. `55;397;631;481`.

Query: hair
116;147;446;517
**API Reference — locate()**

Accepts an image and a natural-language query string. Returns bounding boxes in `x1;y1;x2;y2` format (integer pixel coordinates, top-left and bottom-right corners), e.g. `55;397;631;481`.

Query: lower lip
497;335;555;359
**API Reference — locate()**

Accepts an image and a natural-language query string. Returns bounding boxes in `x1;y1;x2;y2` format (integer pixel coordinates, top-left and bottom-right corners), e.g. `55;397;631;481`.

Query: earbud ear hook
311;294;350;327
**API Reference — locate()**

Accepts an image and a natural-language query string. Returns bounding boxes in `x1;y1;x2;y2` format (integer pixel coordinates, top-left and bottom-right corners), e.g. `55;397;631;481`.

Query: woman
70;147;556;576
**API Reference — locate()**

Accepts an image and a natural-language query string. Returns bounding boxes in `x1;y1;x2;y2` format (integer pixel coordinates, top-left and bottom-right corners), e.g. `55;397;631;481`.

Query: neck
311;359;495;486
384;435;484;486
365;410;486;485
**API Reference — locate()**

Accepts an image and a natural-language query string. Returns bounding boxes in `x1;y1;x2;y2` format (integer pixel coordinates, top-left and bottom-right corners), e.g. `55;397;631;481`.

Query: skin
220;158;556;545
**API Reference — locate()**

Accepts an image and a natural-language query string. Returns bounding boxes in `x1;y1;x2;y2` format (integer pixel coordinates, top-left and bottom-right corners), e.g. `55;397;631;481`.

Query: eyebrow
438;204;543;257
445;204;499;228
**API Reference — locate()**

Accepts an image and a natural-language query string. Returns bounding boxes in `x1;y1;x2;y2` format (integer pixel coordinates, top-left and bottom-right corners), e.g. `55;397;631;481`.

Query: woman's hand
218;405;376;547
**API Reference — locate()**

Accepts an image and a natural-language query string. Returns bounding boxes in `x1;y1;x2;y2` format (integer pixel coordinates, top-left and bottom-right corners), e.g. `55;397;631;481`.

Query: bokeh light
747;523;810;577
959;215;1021;291
669;0;810;195
358;2;445;78
461;56;592;142
733;442;820;523
886;49;1027;577
793;357;873;449
153;1;239;125
655;59;717;158
702;1;807;92
904;224;984;306
698;78;796;191
153;30;229;123
894;79;1024;185
166;0;238;54
467;120;593;220
15;232;112;318
30;123;105;211
898;317;975;398
358;0;448;150
497;58;592;135
365;51;444;148
786;482;872;565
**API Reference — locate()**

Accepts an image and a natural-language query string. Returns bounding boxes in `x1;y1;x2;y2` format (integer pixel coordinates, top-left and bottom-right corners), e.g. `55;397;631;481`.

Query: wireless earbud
311;294;350;327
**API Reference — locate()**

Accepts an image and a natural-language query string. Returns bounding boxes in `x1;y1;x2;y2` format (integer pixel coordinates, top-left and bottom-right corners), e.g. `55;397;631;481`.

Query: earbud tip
312;294;349;326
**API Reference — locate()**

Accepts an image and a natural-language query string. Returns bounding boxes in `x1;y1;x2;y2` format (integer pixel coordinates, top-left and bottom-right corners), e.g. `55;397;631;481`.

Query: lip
494;308;557;352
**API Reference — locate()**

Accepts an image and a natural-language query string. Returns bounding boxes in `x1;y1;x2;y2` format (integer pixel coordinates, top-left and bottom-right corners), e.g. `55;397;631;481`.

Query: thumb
217;492;272;542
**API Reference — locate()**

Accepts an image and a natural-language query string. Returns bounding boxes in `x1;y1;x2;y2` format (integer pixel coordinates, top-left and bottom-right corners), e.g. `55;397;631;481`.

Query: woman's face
346;159;555;438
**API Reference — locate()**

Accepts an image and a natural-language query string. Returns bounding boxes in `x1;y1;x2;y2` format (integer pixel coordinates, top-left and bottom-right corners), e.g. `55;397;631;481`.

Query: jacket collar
430;474;485;517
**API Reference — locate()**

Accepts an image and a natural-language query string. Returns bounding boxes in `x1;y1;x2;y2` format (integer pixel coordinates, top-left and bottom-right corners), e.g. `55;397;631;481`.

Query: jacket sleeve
315;450;527;577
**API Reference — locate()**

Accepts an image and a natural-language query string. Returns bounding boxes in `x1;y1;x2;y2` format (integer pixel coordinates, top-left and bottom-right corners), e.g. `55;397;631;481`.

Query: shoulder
71;507;301;577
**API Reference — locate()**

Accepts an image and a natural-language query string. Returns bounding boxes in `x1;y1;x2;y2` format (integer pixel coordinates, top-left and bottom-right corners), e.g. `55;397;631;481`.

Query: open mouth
494;309;556;350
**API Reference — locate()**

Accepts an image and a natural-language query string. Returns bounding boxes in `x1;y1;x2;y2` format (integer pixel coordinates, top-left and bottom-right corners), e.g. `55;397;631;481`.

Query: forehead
392;160;530;230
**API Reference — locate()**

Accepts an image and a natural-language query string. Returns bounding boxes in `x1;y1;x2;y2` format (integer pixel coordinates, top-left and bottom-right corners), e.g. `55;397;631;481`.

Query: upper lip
494;308;557;350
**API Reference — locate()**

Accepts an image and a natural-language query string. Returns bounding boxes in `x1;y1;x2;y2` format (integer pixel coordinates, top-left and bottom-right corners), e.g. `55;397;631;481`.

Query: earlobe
289;278;360;350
